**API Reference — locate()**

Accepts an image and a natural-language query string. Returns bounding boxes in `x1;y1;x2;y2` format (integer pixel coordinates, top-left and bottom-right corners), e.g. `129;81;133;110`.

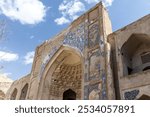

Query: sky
0;0;149;80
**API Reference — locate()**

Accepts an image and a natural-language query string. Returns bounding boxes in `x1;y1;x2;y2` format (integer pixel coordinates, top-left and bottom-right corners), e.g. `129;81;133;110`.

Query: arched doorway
19;84;28;100
39;46;83;100
0;90;5;100
63;89;76;100
10;88;17;100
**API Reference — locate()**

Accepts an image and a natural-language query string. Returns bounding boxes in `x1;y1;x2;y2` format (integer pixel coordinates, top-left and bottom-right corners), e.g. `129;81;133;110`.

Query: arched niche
19;84;28;100
0;90;5;100
121;34;150;76
38;46;84;100
63;89;76;100
10;88;18;100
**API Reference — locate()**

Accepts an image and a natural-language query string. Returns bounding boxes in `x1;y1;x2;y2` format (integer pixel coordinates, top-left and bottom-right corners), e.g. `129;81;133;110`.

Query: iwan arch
38;46;84;100
5;2;150;100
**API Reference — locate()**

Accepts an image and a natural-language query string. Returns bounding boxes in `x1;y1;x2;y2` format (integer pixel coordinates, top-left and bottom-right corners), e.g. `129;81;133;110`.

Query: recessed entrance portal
63;89;76;100
40;47;83;100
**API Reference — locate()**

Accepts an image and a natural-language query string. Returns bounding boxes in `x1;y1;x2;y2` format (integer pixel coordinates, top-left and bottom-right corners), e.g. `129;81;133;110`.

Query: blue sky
0;0;149;80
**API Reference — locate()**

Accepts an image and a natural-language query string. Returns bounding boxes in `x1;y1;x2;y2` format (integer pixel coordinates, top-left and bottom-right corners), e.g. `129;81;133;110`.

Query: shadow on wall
10;88;17;100
0;90;5;100
121;33;150;76
10;83;29;100
19;84;28;100
138;94;150;100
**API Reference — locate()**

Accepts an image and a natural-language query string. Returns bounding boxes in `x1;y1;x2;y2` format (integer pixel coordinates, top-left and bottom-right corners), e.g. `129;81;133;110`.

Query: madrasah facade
1;2;150;100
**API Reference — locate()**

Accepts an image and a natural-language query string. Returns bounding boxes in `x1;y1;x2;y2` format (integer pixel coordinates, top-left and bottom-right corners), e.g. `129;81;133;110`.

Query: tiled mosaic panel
124;90;139;100
63;22;85;52
84;83;102;100
88;21;100;49
101;72;107;99
89;48;101;81
84;72;107;100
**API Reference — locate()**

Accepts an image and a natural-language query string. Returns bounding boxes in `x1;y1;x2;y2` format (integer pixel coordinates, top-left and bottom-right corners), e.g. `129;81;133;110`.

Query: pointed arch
19;84;28;100
0;90;5;100
37;45;84;100
10;88;18;100
121;33;150;76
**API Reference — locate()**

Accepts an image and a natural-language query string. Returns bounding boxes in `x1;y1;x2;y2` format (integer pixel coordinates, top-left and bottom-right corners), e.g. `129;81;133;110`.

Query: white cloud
0;72;13;82
55;0;85;25
0;51;19;62
24;51;35;65
84;0;99;4
0;72;12;77
0;0;47;25
59;0;85;17
104;0;114;6
55;16;70;25
84;0;114;7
